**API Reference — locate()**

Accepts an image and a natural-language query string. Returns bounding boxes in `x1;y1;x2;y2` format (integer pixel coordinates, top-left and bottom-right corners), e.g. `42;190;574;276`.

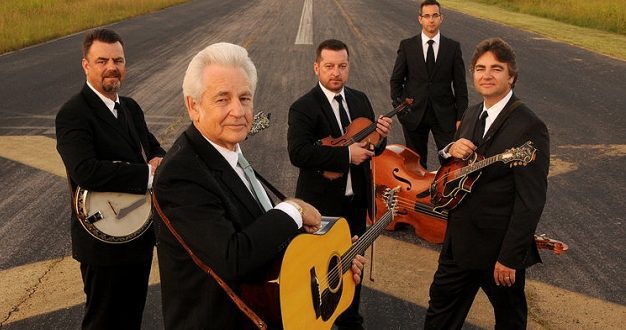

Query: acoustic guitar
240;185;567;328
430;140;536;214
74;111;272;244
276;187;398;329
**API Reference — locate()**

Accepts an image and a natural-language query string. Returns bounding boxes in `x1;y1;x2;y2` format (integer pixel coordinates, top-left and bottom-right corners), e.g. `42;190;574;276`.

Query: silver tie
237;153;272;212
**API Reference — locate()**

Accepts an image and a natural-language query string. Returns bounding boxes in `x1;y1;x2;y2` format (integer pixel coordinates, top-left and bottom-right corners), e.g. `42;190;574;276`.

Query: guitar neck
340;210;394;273
459;153;506;177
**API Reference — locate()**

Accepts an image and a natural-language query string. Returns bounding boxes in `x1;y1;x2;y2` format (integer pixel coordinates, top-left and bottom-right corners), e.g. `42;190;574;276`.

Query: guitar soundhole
327;255;341;292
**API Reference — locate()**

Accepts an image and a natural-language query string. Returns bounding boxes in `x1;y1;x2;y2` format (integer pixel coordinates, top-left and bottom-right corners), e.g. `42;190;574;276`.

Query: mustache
102;70;121;78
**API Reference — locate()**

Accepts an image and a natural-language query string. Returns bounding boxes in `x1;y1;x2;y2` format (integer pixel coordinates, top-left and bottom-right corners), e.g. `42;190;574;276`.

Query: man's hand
287;198;321;233
448;138;477;160
349;141;374;165
494;261;516;287
350;235;366;284
148;157;163;175
375;115;393;138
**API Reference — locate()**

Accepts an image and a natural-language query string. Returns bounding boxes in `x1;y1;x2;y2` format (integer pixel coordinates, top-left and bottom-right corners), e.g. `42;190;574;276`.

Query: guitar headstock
382;186;399;214
248;111;271;136
534;234;569;255
501;141;537;167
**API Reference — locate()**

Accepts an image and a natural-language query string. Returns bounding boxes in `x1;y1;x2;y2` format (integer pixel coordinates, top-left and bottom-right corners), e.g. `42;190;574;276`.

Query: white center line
295;0;313;45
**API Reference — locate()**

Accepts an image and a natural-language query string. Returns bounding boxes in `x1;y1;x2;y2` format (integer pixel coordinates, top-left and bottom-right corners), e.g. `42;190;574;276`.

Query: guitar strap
152;192;268;330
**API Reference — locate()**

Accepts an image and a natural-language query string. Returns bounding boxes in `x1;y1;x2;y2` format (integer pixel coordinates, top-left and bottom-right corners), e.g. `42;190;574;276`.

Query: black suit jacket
153;125;299;329
287;84;386;217
55;83;165;266
442;95;550;270
390;34;468;131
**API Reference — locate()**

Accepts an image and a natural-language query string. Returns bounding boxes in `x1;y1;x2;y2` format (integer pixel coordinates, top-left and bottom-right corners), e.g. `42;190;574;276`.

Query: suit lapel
184;125;263;216
415;35;429;75
481;95;522;148
81;85;140;150
313;85;343;137
431;36;451;78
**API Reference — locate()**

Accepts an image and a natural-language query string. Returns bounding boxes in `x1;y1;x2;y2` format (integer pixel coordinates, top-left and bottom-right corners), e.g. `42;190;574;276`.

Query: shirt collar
86;80;119;111
202;136;241;171
482;89;514;121
318;81;344;105
421;32;440;45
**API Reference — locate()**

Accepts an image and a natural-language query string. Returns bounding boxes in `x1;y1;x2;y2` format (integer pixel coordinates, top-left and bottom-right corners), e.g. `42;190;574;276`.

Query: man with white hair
153;42;365;328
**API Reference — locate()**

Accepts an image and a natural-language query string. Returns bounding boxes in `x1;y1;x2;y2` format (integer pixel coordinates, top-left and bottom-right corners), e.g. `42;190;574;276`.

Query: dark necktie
426;39;435;75
237;153;272;212
114;101;125;123
472;111;489;146
334;94;351;133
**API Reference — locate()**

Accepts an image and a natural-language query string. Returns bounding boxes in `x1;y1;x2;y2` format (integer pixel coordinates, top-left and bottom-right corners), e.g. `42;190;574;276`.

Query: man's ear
185;96;199;122
313;61;320;77
81;58;89;75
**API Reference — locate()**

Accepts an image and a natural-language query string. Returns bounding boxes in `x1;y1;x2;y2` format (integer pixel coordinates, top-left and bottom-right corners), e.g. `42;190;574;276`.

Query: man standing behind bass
56;29;165;329
390;0;468;169
288;39;392;329
425;38;550;329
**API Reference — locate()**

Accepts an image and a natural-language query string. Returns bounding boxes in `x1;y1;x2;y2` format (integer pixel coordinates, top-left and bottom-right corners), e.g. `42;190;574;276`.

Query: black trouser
402;105;455;169
80;259;152;330
334;196;367;330
424;256;527;330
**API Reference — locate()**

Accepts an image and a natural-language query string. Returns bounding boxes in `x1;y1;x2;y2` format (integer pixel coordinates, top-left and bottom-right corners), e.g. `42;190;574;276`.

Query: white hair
182;42;258;101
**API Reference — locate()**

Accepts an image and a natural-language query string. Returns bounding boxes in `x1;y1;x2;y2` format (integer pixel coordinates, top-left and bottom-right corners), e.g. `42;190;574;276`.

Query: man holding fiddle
287;39;392;330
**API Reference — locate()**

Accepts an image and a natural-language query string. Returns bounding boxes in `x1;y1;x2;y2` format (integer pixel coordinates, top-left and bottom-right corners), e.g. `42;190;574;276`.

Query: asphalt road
0;0;624;329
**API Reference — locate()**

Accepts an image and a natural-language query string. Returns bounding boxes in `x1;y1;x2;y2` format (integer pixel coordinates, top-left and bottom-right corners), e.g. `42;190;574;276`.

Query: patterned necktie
237;153;272;212
426;39;435;75
472;111;489;146
334;94;351;133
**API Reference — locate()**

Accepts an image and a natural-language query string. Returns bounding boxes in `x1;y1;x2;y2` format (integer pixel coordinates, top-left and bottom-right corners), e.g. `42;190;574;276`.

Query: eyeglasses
420;13;441;20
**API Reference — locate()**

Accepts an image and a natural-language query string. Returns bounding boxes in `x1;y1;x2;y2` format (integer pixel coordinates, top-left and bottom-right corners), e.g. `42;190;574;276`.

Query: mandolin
430;141;536;214
318;98;413;180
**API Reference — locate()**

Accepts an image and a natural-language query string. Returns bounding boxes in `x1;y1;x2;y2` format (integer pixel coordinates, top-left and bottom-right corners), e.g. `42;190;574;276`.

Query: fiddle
372;144;447;243
318;98;413;180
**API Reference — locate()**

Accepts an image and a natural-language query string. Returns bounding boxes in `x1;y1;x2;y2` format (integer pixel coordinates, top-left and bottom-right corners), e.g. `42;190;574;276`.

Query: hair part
420;0;441;15
315;39;350;63
82;29;124;58
182;42;258;101
471;37;518;87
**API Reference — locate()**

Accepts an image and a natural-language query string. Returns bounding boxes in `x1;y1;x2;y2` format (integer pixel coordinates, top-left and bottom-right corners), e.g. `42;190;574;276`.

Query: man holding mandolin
425;38;550;329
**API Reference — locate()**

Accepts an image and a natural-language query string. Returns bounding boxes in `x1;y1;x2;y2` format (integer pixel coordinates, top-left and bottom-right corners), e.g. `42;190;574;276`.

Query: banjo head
74;187;152;244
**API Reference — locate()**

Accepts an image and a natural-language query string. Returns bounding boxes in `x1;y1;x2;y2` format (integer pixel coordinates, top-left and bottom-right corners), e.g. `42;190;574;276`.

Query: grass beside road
444;0;626;61
1;0;625;62
0;0;189;54
465;0;625;35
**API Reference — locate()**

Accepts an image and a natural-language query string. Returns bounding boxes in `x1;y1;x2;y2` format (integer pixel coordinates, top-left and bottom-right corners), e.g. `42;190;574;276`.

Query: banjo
74;111;272;244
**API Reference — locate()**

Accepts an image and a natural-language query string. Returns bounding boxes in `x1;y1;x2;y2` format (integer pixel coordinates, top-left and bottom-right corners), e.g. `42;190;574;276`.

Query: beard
102;69;122;93
102;80;121;93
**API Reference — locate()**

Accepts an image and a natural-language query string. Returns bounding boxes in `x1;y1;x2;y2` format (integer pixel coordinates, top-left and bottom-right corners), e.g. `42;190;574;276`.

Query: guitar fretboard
459;154;505;176
340;209;394;273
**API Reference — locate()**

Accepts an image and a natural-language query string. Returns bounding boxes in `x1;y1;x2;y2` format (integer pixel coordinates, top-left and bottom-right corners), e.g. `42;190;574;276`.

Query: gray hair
182;42;258;101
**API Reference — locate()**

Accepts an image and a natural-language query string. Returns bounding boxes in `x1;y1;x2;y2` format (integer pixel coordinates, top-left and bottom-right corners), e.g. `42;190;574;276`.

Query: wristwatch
285;200;304;218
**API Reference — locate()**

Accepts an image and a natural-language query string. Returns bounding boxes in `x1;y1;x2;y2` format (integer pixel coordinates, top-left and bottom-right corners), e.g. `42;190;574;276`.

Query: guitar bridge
86;211;103;224
310;267;321;318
